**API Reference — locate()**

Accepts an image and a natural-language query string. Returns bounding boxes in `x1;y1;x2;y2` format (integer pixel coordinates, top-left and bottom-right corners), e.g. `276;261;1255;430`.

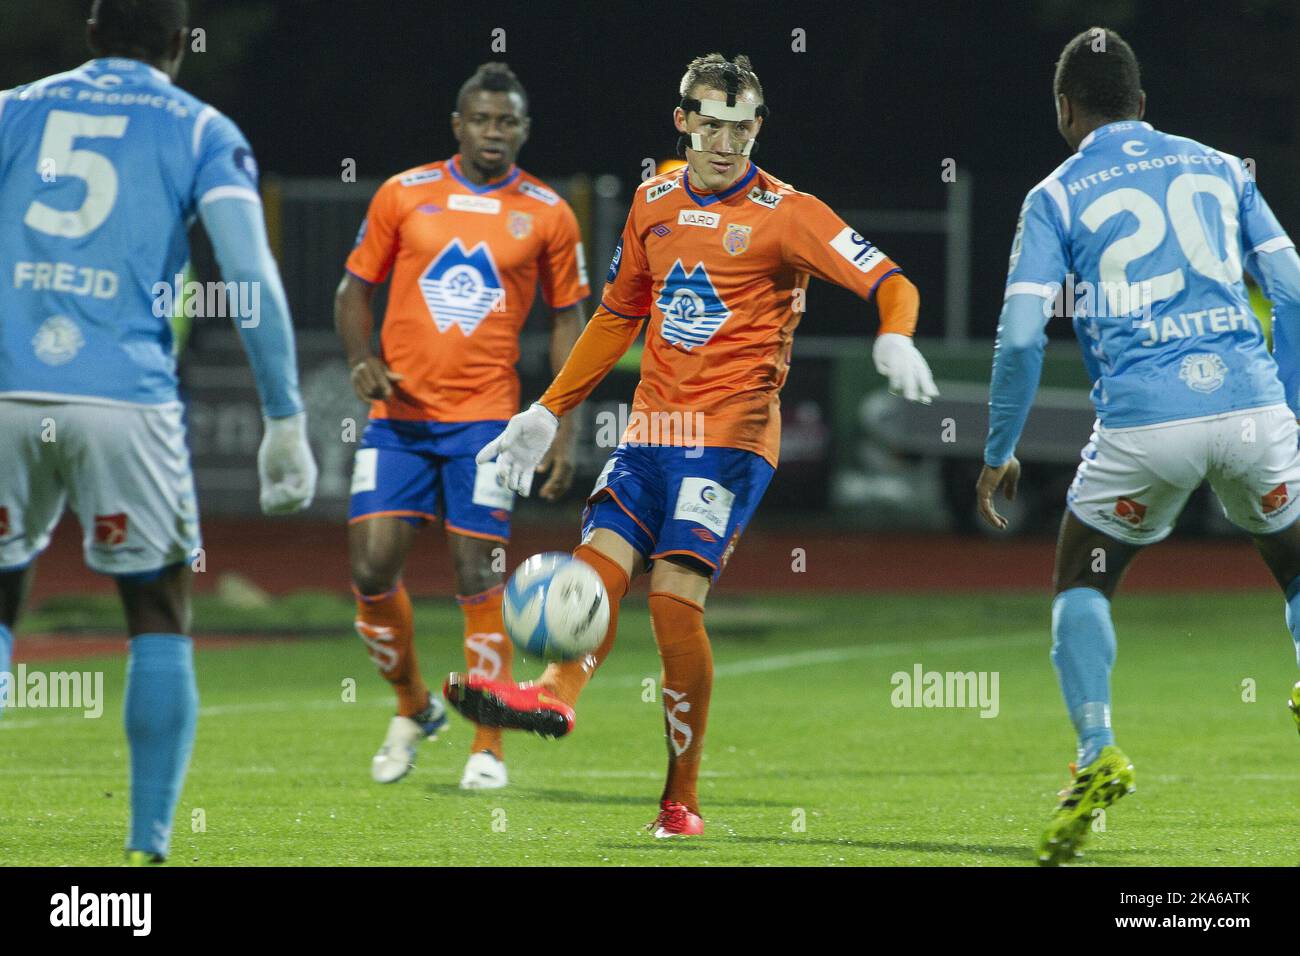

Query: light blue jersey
1006;121;1292;427
0;58;261;405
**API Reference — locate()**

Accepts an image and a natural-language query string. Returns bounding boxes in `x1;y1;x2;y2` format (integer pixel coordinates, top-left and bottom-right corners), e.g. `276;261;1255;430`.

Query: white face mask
679;96;766;157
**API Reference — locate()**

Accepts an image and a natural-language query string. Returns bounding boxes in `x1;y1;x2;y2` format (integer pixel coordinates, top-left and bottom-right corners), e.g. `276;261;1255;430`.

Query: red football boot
648;799;704;838
443;673;575;738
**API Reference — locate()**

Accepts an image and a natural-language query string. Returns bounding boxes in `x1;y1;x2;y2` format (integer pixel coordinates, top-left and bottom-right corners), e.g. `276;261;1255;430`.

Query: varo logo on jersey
447;194;501;215
418;240;504;334
656;260;731;350
50;886;151;936
678;209;720;229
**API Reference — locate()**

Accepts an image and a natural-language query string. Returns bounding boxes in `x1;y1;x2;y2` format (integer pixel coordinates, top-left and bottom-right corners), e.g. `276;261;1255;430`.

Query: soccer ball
502;552;610;661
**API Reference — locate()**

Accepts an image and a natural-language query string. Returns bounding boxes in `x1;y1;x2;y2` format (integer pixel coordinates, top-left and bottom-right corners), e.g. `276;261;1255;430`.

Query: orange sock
460;584;512;758
354;583;429;718
648;591;712;816
538;543;630;707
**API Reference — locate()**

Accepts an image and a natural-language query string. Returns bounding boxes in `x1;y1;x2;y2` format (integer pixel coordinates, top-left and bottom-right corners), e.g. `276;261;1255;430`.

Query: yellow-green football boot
1289;681;1300;736
1037;744;1135;867
125;850;164;866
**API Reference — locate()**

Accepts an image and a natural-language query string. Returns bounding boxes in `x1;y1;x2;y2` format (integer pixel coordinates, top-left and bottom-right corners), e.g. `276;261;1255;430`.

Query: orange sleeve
779;193;901;303
538;305;643;416
875;272;919;336
539;201;591;309
345;178;402;284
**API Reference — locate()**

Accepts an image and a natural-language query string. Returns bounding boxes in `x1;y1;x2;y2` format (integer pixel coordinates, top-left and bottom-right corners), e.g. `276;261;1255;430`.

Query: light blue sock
1051;588;1117;768
0;623;11;718
125;634;198;859
1285;576;1300;667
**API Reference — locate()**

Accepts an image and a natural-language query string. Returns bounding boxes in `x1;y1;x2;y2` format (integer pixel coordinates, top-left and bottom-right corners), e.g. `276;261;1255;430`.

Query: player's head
673;53;768;191
1053;27;1145;151
451;62;530;181
87;0;189;79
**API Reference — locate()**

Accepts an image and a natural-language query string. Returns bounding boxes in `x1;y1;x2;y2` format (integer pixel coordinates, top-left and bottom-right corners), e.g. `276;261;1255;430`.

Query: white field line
0;632;1043;731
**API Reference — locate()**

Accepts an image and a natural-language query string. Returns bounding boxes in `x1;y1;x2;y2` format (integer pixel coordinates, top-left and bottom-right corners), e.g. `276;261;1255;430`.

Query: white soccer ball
502;552;610;661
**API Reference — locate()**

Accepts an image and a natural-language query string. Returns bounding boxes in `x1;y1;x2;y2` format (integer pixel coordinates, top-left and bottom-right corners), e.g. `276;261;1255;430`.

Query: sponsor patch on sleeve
829;226;886;273
519;181;559;205
400;168;443;187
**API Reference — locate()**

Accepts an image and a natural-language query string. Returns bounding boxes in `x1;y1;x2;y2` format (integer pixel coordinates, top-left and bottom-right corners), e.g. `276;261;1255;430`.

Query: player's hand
872;333;939;404
476;403;559;497
349;355;403;401
976;456;1021;531
535;443;575;501
257;412;319;515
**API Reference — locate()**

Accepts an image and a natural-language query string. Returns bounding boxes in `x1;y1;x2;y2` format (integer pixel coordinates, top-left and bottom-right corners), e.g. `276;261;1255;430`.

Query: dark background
4;0;1297;340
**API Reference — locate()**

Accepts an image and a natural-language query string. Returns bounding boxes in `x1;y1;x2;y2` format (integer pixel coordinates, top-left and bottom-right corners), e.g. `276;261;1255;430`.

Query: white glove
476;403;559;497
257;412;318;514
872;333;940;404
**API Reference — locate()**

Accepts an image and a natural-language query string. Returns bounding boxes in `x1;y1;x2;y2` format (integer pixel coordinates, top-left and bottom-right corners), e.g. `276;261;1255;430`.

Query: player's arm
1236;172;1300;419
336;182;403;401
977;187;1069;529
534;302;585;501
532;203;594;500
480;209;650;496
193;115;316;515
780;195;937;403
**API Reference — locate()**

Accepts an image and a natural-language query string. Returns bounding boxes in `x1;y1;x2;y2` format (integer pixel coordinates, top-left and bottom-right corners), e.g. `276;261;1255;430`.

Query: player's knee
452;554;501;596
350;557;400;597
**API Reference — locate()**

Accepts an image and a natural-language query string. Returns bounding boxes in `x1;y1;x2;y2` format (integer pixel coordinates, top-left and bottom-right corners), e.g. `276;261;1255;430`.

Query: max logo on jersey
418;240;504;335
657;260;731;350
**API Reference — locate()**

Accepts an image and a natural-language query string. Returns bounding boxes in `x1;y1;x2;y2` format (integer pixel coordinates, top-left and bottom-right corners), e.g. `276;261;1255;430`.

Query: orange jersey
586;162;908;467
346;156;590;422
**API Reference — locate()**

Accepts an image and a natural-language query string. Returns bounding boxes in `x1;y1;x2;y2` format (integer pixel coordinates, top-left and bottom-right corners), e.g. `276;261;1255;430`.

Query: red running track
21;515;1277;602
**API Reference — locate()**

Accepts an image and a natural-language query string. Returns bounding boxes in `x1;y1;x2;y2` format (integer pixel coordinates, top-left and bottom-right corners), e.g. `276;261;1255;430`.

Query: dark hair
89;0;188;61
1053;27;1142;121
679;52;764;103
456;62;529;114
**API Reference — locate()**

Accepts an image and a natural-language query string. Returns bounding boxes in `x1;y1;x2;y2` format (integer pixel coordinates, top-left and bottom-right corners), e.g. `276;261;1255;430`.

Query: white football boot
459;749;508;790
371;694;448;784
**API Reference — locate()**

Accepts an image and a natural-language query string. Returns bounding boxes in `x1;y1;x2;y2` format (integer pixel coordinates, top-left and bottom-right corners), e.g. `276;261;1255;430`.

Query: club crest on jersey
508;210;533;239
1178;353;1228;393
723;223;751;256
656;260;731;351
418;240;504;335
32;315;84;366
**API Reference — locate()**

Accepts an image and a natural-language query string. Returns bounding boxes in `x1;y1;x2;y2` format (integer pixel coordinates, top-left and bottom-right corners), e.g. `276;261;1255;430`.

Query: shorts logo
674;477;734;537
1113;497;1147;527
677;209;720;229
0;506;9;537
32;315;85;366
419;239;504;334
1178;353;1228;393
690;526;717;543
93;513;128;547
507;210;533;239
350;447;378;495
720;526;742;568
1262;483;1289;514
657;260;731;351
472;458;515;511
723;223;751;256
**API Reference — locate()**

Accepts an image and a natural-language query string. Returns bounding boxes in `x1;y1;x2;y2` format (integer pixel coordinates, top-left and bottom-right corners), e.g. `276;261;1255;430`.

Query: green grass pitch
1;591;1296;866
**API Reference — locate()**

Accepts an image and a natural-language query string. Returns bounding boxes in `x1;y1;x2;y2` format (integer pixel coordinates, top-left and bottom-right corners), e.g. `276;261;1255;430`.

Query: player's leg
0;399;68;718
62;401;202;864
1038;422;1198;865
444;446;654;736
348;424;447;783
1211;405;1300;732
643;447;774;836
446;529;512;787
